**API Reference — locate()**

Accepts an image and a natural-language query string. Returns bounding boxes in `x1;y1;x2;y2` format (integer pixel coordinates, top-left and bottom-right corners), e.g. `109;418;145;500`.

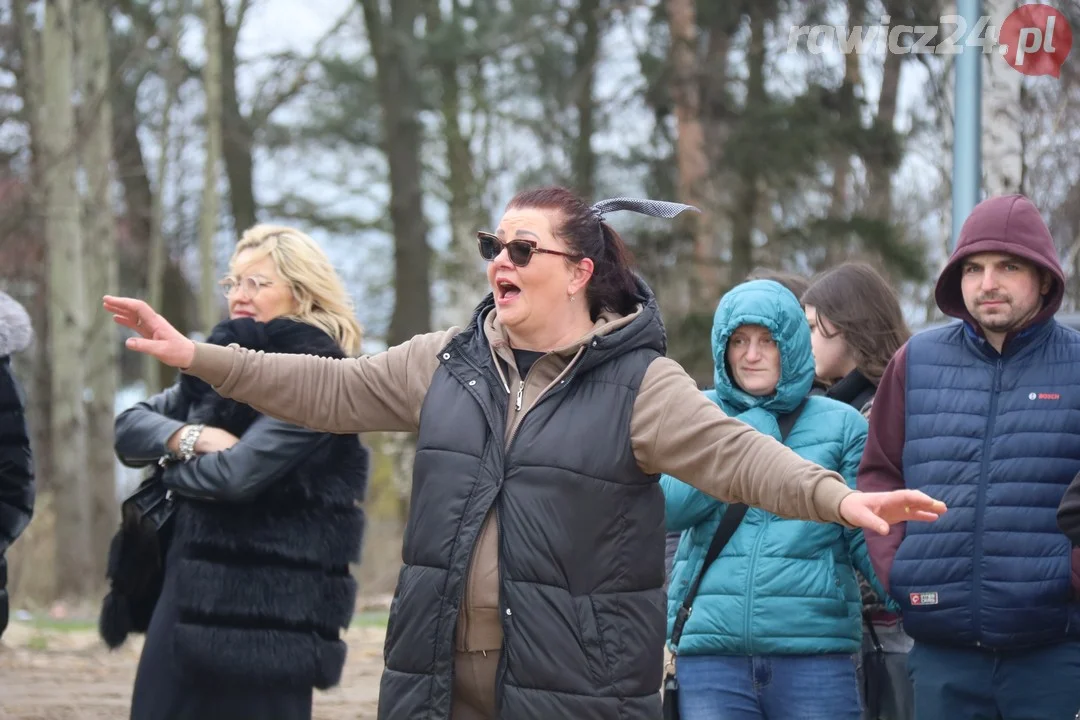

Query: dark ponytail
506;186;642;319
592;222;641;317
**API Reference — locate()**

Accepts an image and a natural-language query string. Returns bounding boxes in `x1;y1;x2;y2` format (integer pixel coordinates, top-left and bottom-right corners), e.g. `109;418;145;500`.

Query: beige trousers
451;649;500;720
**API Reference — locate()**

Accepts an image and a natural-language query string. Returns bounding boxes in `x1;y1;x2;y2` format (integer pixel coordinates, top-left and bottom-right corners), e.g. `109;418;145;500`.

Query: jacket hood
935;194;1064;326
711;280;815;415
0;290;33;357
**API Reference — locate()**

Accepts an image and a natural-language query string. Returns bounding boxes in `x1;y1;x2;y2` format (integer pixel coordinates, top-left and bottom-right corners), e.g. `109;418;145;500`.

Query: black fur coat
142;318;367;691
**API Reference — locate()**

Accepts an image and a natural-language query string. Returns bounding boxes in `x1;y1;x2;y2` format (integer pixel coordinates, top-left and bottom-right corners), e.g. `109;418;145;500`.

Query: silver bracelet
177;424;205;462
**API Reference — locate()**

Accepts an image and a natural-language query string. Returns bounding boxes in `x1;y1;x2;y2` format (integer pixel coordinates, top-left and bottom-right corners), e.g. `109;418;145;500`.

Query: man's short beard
979;316;1020;333
977;304;1040;334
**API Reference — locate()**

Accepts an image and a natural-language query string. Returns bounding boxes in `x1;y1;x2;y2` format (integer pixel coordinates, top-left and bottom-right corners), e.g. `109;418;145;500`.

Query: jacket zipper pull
515;380;525;411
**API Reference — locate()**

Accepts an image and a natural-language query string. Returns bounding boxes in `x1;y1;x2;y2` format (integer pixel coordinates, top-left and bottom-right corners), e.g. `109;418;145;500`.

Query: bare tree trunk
571;0;600;200
13;0;54;502
425;0;489;330
218;1;257;233
865;54;902;221
730;8;767;283
666;0;715;302
199;0;224;333
145;0;184;391
826;0;865;266
110;64;197;392
361;0;432;349
77;0;119;591
982;0;1023;195
42;0;91;599
362;0;432;527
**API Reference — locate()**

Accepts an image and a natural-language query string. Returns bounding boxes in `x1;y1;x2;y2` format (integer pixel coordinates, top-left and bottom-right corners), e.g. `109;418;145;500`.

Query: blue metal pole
951;0;983;250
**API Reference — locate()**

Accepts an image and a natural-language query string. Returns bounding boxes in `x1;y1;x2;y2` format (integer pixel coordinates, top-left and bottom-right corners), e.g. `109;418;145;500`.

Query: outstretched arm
184;331;455;434
105;294;457;435
632;358;945;535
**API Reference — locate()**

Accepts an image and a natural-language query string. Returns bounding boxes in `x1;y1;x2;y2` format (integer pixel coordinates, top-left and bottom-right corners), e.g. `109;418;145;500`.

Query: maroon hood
934;194;1064;328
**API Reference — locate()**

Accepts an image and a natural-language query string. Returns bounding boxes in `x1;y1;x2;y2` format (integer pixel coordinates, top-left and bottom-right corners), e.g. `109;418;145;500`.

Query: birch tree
13;0;55;502
42;0;92;596
77;0;120;585
981;0;1024;195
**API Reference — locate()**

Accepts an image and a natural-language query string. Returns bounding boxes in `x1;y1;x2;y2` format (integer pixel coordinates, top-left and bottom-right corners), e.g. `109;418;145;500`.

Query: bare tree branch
248;6;355;128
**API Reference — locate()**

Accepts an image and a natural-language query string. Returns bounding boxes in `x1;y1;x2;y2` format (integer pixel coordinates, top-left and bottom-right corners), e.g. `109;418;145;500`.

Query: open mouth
496;279;521;302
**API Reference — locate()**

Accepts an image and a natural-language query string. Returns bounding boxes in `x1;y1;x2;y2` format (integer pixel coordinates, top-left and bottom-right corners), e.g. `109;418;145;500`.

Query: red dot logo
999;3;1073;77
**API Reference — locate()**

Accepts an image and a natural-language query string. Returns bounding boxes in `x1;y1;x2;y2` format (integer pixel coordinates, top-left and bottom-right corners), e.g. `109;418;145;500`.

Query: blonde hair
231;224;363;356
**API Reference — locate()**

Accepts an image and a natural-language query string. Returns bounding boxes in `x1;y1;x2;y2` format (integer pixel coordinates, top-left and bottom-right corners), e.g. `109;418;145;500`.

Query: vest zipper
447;349;505;659
494;505;508;713
506;346;587;450
494;347;586;712
971;358;1002;646
452;344;589;714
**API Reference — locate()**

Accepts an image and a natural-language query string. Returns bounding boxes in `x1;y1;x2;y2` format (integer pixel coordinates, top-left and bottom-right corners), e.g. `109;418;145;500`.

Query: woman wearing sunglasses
104;185;945;720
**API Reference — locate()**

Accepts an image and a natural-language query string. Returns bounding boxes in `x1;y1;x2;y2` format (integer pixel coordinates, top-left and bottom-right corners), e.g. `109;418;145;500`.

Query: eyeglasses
476;232;581;268
219;276;275;299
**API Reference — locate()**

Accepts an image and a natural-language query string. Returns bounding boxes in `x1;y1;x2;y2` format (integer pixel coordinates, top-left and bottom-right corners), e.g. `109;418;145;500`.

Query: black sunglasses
476;232;580;268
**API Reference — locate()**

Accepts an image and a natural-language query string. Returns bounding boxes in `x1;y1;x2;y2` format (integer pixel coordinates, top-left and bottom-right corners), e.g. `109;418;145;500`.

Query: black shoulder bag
98;462;177;649
662;400;807;720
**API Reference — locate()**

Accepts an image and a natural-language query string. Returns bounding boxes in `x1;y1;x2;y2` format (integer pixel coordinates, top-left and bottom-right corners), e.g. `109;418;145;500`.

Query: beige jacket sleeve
631;357;855;526
182;329;461;434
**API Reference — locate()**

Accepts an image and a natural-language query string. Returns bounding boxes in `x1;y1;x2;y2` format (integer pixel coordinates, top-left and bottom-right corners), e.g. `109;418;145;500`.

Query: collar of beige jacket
482;304;643;369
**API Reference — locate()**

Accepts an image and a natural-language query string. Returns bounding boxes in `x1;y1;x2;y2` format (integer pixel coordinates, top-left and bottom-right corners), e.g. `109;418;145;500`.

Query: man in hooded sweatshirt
857;194;1080;719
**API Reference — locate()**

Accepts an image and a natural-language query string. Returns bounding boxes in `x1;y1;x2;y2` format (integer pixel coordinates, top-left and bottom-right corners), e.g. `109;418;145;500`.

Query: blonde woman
112;225;368;720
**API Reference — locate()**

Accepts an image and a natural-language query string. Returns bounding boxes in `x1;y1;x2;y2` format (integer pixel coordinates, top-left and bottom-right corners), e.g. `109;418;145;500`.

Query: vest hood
935;194;1064;326
711;280;815;415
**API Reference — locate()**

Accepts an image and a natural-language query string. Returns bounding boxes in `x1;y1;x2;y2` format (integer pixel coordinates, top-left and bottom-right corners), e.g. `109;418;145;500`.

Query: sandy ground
0;620;386;720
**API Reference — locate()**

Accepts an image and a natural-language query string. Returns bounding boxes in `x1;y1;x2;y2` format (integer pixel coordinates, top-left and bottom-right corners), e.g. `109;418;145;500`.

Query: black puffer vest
171;318;368;690
378;280;668;720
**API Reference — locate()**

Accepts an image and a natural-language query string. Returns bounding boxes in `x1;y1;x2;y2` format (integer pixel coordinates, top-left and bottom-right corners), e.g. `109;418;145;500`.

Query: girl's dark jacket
0;291;34;639
113;317;368;693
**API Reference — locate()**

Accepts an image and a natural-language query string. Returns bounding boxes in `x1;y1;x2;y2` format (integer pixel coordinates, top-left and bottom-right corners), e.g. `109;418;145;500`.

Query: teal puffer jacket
662;280;892;657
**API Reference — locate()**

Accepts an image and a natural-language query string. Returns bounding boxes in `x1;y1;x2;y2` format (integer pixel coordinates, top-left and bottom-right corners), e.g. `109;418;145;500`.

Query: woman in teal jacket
664;279;892;720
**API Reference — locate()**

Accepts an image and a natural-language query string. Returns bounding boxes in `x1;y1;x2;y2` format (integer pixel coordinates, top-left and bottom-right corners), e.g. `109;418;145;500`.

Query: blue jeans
676;654;863;720
907;640;1080;720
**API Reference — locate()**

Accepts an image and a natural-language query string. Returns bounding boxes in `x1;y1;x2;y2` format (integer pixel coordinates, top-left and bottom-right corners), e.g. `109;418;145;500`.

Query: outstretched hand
839;489;946;535
103;296;196;369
